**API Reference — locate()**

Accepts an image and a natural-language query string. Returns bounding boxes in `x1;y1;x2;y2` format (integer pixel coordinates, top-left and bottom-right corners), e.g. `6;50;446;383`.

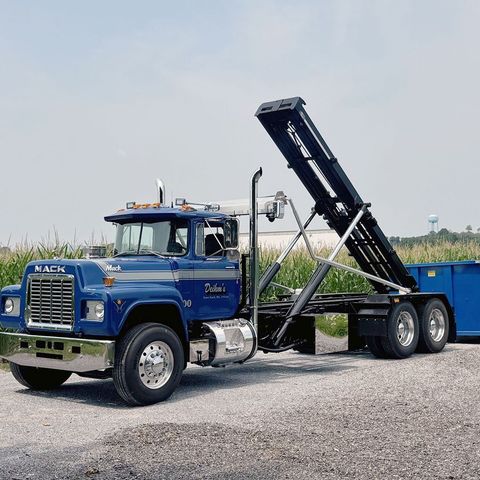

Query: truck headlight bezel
3;297;20;316
86;301;105;321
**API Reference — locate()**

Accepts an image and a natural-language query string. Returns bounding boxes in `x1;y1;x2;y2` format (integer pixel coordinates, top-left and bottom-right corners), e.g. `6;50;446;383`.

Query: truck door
192;220;241;320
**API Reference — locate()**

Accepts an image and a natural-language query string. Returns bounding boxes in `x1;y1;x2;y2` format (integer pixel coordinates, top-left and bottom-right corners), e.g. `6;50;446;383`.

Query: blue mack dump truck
0;98;459;405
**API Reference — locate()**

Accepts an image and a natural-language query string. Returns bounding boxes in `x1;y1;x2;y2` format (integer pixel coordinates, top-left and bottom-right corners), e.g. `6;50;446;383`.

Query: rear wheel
381;302;419;359
366;336;390;358
10;363;72;390
113;323;184;406
417;299;449;353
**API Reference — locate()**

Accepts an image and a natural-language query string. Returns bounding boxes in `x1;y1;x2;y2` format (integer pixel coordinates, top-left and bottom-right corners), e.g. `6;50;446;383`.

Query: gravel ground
1;343;480;479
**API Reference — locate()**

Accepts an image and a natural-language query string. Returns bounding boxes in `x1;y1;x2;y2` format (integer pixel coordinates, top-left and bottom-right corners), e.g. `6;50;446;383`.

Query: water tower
428;214;439;233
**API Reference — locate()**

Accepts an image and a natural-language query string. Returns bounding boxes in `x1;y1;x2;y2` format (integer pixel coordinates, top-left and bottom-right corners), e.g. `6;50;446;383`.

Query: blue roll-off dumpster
406;260;480;337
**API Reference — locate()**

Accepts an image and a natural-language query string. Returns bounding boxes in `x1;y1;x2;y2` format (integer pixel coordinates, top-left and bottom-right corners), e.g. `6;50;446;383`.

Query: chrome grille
26;274;74;330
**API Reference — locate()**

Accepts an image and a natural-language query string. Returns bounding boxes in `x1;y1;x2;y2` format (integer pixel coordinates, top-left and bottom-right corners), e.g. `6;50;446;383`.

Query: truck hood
25;257;178;288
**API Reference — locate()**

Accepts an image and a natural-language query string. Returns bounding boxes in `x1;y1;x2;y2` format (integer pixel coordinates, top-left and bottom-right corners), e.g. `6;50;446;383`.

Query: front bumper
0;332;115;373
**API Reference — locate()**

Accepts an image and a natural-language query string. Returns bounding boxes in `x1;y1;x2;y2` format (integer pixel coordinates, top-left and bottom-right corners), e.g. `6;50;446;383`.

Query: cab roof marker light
122;201;161;211
180;204;196;212
135;202;159;209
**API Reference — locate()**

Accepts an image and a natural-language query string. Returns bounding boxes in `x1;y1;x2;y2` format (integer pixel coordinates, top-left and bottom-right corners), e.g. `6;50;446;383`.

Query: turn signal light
103;277;115;287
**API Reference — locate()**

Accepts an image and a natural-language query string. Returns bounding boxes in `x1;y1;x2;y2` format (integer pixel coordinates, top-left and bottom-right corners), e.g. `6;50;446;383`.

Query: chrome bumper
0;332;115;373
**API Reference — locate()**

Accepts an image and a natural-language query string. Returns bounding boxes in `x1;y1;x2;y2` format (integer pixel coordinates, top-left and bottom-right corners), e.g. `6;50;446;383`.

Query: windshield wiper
113;249;167;258
138;249;167;258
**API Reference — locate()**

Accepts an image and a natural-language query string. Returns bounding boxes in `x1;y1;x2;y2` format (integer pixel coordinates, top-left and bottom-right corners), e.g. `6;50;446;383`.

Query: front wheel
10;363;72;390
113;323;184;406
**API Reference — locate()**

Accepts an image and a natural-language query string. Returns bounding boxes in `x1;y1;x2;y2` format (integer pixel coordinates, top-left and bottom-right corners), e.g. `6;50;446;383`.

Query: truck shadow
15;351;369;409
456;337;480;344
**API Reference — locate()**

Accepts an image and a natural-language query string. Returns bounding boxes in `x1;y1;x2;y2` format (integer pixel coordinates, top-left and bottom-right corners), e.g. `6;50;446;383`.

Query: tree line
389;228;480;247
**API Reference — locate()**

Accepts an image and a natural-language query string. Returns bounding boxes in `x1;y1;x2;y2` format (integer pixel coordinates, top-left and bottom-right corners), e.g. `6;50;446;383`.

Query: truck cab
105;205;242;324
0;203;254;405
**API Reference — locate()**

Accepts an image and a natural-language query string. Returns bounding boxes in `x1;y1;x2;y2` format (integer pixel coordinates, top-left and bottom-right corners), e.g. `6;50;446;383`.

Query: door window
196;221;225;257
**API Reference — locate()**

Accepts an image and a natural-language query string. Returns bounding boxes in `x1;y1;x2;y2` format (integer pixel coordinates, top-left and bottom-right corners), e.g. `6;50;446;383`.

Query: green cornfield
257;241;480;336
0;243;83;290
259;241;480;298
0;240;479;292
0;240;479;341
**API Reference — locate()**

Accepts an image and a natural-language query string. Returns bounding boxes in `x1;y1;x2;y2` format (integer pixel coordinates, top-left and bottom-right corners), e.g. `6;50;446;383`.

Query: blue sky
0;1;479;245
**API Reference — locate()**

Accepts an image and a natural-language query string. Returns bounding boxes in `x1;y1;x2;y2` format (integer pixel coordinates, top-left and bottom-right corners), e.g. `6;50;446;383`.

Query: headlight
94;302;104;319
86;301;105;321
4;298;14;314
4;297;19;316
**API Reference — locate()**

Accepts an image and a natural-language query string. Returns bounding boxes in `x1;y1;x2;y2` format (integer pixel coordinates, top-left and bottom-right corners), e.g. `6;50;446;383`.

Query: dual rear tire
367;298;449;359
417;299;450;353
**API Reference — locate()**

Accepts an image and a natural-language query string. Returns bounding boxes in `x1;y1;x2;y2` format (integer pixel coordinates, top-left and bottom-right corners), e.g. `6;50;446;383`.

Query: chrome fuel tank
189;319;256;366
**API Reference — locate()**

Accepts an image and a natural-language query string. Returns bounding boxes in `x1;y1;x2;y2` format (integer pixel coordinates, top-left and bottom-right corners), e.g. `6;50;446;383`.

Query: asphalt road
1;343;480;479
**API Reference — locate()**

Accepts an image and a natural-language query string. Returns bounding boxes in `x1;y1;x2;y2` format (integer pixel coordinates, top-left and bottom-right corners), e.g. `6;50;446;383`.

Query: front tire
10;363;71;390
417;299;449;353
113;323;184;406
381;302;419;359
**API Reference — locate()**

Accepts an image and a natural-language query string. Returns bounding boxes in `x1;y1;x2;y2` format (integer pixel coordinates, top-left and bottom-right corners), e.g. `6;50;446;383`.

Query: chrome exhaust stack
155;178;166;205
249;167;262;334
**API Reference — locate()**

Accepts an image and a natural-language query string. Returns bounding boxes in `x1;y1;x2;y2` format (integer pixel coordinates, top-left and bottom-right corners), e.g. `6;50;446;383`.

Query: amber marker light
103;277;115;287
180;204;195;212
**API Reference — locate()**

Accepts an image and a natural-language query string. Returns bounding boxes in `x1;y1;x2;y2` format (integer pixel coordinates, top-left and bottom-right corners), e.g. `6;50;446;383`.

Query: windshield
114;220;188;257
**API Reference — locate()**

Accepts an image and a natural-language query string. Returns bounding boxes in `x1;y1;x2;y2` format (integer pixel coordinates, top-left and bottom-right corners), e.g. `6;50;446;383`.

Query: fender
1;285;21;295
114;285;188;340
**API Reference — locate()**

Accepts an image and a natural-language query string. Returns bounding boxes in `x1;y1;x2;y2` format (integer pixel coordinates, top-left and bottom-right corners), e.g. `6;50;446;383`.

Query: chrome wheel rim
397;311;415;347
138;341;174;390
429;308;446;343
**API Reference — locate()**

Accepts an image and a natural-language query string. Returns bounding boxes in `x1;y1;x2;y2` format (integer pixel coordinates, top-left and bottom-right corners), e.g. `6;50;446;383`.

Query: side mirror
266;199;285;222
224;219;239;249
